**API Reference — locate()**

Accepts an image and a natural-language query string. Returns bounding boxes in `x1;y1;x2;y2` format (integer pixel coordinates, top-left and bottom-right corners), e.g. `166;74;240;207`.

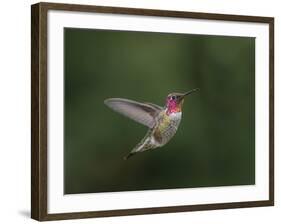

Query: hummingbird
104;88;199;160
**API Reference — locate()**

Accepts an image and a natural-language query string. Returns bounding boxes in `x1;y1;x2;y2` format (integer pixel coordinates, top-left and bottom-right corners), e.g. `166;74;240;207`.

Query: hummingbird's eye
171;96;176;100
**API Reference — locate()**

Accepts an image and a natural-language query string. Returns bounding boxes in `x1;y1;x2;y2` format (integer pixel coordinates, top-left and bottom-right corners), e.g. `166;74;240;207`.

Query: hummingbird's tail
123;142;143;160
123;131;155;160
123;152;136;160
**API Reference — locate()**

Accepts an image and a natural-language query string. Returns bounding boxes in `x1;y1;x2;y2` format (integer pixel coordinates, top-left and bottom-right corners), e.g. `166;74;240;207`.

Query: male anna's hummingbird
104;88;199;160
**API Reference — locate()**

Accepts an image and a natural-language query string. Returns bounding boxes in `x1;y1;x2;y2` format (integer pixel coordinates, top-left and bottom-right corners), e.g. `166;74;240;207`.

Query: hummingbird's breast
152;111;182;146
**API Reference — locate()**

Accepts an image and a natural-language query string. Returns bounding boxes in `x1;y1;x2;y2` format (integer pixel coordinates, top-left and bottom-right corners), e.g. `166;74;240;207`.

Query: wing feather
104;98;161;128
143;102;164;111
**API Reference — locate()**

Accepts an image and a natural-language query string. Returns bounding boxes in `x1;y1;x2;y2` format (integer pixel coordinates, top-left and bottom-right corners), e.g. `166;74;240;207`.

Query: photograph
64;28;255;194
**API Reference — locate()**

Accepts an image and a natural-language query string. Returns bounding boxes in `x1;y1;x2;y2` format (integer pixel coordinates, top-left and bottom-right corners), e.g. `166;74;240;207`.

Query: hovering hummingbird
104;88;199;160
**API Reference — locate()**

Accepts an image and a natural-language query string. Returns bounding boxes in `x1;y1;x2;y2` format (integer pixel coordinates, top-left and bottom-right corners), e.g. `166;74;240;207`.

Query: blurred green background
64;28;255;194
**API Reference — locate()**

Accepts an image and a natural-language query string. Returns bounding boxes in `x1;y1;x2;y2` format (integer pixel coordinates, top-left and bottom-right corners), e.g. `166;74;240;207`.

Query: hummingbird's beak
179;88;200;101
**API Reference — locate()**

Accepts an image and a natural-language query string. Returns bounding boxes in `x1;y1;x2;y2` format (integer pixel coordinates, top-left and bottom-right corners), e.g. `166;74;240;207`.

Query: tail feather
123;141;145;160
124;136;155;160
123;152;136;160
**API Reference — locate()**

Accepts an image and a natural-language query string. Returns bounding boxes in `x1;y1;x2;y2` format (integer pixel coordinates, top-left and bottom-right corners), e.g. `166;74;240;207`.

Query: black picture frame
31;2;274;221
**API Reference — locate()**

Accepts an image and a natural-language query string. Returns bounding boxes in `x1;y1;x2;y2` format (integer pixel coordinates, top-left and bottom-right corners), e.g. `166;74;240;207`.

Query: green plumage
124;111;182;160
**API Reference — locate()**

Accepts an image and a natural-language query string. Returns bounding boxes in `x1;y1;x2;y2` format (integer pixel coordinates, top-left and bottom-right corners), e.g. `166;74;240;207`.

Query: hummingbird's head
165;88;199;115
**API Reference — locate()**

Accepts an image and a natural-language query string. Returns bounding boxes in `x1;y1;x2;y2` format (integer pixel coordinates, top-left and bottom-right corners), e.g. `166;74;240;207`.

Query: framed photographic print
31;2;274;221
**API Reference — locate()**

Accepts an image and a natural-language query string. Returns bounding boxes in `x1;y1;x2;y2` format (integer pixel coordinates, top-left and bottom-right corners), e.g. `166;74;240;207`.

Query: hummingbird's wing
143;102;164;111
104;98;162;129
